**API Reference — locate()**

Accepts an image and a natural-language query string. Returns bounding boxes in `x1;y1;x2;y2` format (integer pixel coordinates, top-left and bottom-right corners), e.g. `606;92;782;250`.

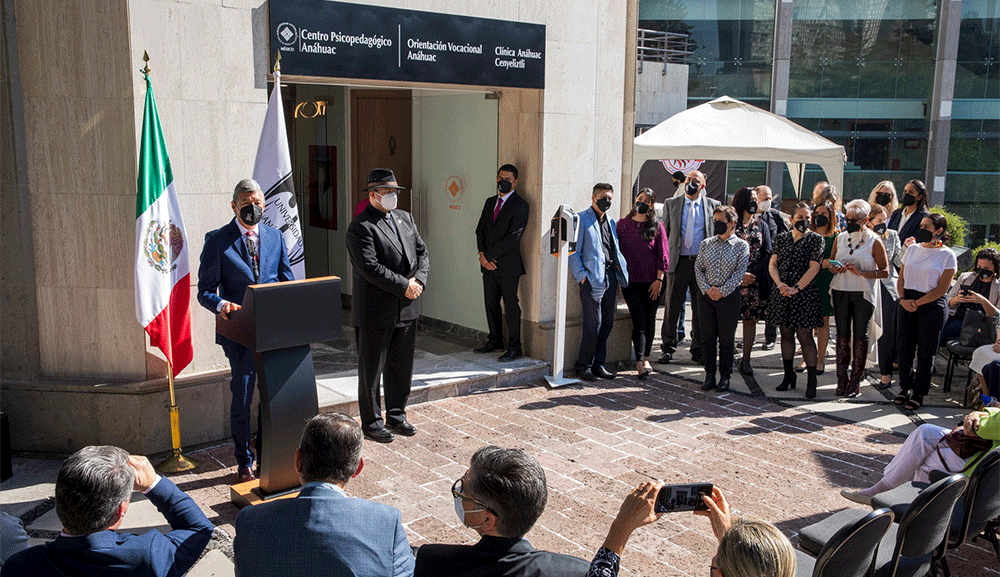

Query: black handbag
959;307;998;348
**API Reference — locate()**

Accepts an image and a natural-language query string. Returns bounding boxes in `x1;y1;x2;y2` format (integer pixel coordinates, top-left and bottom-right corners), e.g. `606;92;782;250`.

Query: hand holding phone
829;259;844;271
654;483;714;513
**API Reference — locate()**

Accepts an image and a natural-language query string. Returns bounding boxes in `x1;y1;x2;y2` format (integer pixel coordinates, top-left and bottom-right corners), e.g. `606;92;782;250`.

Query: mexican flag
134;73;193;375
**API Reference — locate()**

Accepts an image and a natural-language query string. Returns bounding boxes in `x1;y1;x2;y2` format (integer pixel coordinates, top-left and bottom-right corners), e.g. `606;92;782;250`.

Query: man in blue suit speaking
233;413;414;577
198;178;294;482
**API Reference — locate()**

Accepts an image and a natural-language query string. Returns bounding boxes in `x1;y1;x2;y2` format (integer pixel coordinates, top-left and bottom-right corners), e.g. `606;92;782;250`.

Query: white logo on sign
277;22;298;46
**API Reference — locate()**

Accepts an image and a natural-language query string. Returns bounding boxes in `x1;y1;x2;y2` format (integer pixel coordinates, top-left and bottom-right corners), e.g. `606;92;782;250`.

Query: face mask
794;219;809;233
497;179;513;195
915;228;934;243
378;192;398;211
746;201;758;215
872;223;887;235
875;192;892;206
453;495;486;528
713;220;729;236
813;214;829;228
595;197;612;213
901;194;916;207
685;182;700;197
635;201;649;214
846;221;862;234
758;199;772;213
240;204;262;226
977;268;995;282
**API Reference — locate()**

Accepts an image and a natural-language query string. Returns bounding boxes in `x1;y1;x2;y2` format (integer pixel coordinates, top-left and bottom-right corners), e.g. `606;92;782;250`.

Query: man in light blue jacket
570;183;629;381
234;413;414;577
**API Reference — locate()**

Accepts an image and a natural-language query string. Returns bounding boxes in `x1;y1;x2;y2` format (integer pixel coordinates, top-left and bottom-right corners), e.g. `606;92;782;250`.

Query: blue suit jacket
197;219;294;346
1;478;214;577
569;207;629;300
233;482;414;577
887;207;928;246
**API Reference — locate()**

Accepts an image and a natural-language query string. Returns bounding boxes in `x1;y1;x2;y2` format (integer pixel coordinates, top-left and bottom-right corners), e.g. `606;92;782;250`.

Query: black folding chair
795;508;895;577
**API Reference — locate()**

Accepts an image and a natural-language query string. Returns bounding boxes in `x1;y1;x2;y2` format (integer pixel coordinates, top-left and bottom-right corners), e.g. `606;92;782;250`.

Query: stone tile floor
5;367;997;576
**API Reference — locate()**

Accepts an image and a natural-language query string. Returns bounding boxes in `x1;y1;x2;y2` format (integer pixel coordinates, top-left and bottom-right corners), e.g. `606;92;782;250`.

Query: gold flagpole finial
142;51;151;75
273;50;281;75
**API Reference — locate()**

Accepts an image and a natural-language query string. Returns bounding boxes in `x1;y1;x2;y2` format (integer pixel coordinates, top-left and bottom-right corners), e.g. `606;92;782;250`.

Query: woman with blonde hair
698;488;796;577
868;180;898;214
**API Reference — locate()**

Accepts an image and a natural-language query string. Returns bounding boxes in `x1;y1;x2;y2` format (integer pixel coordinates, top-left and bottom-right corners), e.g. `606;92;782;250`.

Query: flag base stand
157;448;199;474
544;375;579;389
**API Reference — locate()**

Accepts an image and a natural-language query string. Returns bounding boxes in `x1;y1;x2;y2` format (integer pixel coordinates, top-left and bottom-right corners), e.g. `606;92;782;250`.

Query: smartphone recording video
654;483;713;513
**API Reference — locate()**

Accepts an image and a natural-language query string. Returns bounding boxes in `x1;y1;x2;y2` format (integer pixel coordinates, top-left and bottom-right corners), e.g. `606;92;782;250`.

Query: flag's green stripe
135;76;174;218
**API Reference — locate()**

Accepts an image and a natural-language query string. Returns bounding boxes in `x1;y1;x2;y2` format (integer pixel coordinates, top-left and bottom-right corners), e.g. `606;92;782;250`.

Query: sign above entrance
270;1;545;89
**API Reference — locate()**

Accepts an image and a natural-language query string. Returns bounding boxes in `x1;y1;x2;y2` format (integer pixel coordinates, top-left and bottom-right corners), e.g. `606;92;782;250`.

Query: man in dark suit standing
234;413;414;577
347;169;430;444
198;178;293;482
657;170;720;364
474;164;530;361
2;446;213;577
754;184;788;350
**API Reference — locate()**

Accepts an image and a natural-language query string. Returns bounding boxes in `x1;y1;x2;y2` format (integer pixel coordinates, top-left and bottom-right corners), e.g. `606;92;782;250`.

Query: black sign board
270;1;545;89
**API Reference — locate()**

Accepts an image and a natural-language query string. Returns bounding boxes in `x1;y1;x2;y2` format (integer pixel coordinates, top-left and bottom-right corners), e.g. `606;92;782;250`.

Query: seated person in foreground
415;446;665;577
697;488;796;577
1;446;214;577
234;412;414;577
840;408;1000;505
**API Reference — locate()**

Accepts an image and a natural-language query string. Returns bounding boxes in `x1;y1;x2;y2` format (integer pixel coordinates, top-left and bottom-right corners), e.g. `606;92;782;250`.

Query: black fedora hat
365;168;405;190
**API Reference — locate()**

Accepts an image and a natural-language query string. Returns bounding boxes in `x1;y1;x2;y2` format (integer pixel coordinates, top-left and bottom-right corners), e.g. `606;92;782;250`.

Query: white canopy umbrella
633;96;847;198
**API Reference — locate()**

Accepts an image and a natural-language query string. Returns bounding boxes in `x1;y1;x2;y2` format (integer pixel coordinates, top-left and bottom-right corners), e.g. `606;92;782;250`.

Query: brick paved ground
165;370;996;577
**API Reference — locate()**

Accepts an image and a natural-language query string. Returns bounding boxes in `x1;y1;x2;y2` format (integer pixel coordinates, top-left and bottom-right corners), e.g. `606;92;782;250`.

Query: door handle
389;136;396;155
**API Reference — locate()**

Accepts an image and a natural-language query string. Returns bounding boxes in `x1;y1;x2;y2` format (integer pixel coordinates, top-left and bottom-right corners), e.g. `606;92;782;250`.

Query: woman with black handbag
839;407;999;505
942;248;1000;345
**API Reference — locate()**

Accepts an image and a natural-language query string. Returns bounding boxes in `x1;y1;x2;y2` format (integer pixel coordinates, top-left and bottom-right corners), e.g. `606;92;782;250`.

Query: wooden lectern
217;276;341;506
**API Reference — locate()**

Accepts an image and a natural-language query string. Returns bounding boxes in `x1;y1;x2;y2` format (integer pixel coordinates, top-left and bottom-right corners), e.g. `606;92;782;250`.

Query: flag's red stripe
145;274;194;375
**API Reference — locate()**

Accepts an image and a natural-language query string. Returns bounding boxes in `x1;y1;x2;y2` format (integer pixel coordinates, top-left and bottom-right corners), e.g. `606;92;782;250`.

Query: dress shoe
474;342;504;353
715;377;730;392
762;340;776;351
237;465;256;483
840;489;872;506
364;428;395;443
386;420;417;437
701;373;717;391
656;352;673;364
592;365;616;379
498;349;523;362
576;369;597;382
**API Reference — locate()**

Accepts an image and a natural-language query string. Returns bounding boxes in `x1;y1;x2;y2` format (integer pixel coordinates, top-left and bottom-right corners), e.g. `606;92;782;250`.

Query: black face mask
635;201;649;214
240;204;262;226
595;197;612;213
977;268;995;282
813;214;829;229
872;223;887;235
794;219;809;233
915;228;935;243
685;182;700;197
746;201;758;215
875;192;892;206
901;193;916;207
846;221;862;234
713;220;729;236
497;179;513;194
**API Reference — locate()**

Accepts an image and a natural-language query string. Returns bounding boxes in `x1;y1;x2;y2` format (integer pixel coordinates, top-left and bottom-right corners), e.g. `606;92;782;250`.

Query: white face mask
758;199;772;213
378;192;398;211
454;494;486;528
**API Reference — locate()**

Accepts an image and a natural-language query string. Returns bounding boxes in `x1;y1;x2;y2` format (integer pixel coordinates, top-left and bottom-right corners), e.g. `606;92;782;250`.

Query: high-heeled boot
806;366;818;399
846;339;869;398
835;336;851;396
776;359;797;391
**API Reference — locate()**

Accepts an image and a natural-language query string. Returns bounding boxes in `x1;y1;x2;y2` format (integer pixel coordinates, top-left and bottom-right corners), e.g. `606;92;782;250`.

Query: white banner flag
253;70;305;279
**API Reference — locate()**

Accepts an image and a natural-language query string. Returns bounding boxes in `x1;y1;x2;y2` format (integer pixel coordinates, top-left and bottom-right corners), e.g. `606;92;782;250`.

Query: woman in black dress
731;187;772;377
767;202;824;398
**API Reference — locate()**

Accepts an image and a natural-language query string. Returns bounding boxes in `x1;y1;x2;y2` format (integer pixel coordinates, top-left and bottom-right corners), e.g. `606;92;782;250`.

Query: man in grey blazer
234;413;414;577
657;171;720;364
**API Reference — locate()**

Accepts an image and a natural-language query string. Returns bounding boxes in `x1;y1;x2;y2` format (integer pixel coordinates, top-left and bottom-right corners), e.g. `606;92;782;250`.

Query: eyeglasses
451;477;496;515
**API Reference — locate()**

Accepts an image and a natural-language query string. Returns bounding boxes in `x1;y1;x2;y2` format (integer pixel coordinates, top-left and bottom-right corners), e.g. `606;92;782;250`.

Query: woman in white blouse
828;200;888;397
894;214;957;411
868;205;902;389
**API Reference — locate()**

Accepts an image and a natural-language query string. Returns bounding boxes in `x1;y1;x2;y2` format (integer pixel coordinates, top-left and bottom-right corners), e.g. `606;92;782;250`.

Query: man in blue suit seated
569;183;629;382
233;412;414;577
198;178;294;482
1;446;214;577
